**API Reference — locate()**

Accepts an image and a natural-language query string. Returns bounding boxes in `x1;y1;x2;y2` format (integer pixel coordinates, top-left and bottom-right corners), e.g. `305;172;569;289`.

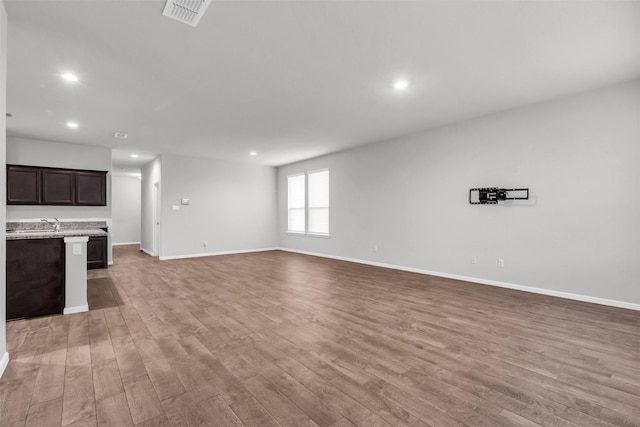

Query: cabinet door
6;238;65;320
7;165;40;204
75;171;106;206
87;236;107;269
42;169;75;205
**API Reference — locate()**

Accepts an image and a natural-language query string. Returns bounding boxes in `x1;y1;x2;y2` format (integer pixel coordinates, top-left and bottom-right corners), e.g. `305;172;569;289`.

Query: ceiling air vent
162;0;211;27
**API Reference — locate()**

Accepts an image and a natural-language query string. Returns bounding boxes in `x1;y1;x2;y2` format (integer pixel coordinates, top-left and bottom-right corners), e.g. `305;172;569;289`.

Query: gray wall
111;174;141;244
6;136;112;220
140;157;161;255
1;0;8;373
159;154;277;258
278;80;640;306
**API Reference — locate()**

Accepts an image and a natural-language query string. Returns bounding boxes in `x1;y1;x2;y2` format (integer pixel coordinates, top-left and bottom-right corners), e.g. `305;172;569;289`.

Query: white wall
140;157;161;255
111;174;141;245
0;0;8;376
278;80;640;307
159;154;277;259
6;136;112;220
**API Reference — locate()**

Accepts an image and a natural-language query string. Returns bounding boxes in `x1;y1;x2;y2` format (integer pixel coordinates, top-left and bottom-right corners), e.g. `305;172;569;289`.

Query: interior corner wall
0;0;8;376
159;154;278;259
278;80;640;307
141;157;161;255
6;136;112;220
111;174;141;245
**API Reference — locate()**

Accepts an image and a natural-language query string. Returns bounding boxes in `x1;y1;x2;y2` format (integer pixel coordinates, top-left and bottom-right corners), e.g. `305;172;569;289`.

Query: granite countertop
6;220;108;240
6;229;108;240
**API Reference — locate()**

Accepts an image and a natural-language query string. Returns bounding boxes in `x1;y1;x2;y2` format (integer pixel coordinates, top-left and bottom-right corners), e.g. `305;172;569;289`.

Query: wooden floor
1;246;639;427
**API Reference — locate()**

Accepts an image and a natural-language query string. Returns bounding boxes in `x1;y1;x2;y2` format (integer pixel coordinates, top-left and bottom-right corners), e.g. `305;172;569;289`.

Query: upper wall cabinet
75;171;107;206
7;164;108;206
42;169;75;205
7;165;40;204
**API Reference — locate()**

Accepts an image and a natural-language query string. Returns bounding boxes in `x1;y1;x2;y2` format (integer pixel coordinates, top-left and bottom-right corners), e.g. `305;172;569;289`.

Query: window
287;174;305;233
308;170;329;235
287;169;329;236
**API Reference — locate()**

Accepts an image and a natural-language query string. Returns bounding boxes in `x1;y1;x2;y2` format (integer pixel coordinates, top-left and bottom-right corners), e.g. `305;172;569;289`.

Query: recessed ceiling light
394;80;409;90
66;121;79;128
130;153;139;158
62;73;79;82
249;151;257;156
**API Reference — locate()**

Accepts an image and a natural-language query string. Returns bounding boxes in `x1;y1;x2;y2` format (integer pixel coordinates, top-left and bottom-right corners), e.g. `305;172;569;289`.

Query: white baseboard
112;242;141;246
140;247;154;256
277;248;640;312
0;352;9;379
64;304;89;315
160;247;279;261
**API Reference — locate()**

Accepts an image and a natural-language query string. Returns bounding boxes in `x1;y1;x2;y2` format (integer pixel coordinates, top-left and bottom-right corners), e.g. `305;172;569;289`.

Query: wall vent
162;0;211;27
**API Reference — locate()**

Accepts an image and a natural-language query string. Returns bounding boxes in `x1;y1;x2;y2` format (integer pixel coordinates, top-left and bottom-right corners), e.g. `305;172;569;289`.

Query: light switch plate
172;205;180;211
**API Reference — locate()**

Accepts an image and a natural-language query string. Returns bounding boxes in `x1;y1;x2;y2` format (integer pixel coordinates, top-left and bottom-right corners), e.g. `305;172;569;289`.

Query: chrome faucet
41;218;61;232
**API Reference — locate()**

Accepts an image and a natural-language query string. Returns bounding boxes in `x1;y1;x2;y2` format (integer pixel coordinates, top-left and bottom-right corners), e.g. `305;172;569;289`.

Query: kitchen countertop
6;229;108;240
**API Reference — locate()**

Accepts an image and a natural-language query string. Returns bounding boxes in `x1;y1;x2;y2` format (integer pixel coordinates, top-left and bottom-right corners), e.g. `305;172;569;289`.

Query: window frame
306;168;330;237
286;173;306;235
286;168;330;238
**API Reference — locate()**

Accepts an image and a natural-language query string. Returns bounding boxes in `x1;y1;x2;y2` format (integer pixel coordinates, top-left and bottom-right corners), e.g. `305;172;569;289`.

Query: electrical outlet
498;258;505;267
203;240;208;248
470;255;477;264
373;245;379;253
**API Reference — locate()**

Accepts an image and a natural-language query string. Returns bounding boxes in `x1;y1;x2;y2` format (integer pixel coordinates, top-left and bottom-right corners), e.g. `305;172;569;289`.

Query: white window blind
287;174;306;233
308;170;329;235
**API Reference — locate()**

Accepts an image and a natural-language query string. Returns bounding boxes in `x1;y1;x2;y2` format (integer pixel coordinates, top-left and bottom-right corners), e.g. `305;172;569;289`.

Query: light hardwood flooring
1;245;639;426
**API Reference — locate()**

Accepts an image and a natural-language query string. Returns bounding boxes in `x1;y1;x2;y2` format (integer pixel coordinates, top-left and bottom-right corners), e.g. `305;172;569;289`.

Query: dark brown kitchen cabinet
87;235;107;269
7;166;40;204
42;169;75;205
76;171;107;206
6;238;65;320
7;164;107;206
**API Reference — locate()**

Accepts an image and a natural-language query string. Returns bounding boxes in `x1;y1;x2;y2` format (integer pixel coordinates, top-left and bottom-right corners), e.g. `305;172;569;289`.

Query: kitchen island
6;221;108;321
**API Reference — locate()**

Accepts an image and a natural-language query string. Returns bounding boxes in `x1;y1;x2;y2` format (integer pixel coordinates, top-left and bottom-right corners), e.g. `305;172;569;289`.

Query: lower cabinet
6;238;65;321
87;235;108;269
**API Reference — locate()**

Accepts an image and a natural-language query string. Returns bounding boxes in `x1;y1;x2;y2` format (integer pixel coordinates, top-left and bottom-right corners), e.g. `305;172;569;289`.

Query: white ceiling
5;0;640;168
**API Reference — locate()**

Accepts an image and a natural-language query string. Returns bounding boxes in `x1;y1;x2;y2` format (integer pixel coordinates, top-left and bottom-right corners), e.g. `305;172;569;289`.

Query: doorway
153;181;161;256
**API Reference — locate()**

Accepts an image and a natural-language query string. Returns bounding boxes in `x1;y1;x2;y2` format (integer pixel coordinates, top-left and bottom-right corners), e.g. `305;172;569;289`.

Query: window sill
286;232;331;239
307;233;330;239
